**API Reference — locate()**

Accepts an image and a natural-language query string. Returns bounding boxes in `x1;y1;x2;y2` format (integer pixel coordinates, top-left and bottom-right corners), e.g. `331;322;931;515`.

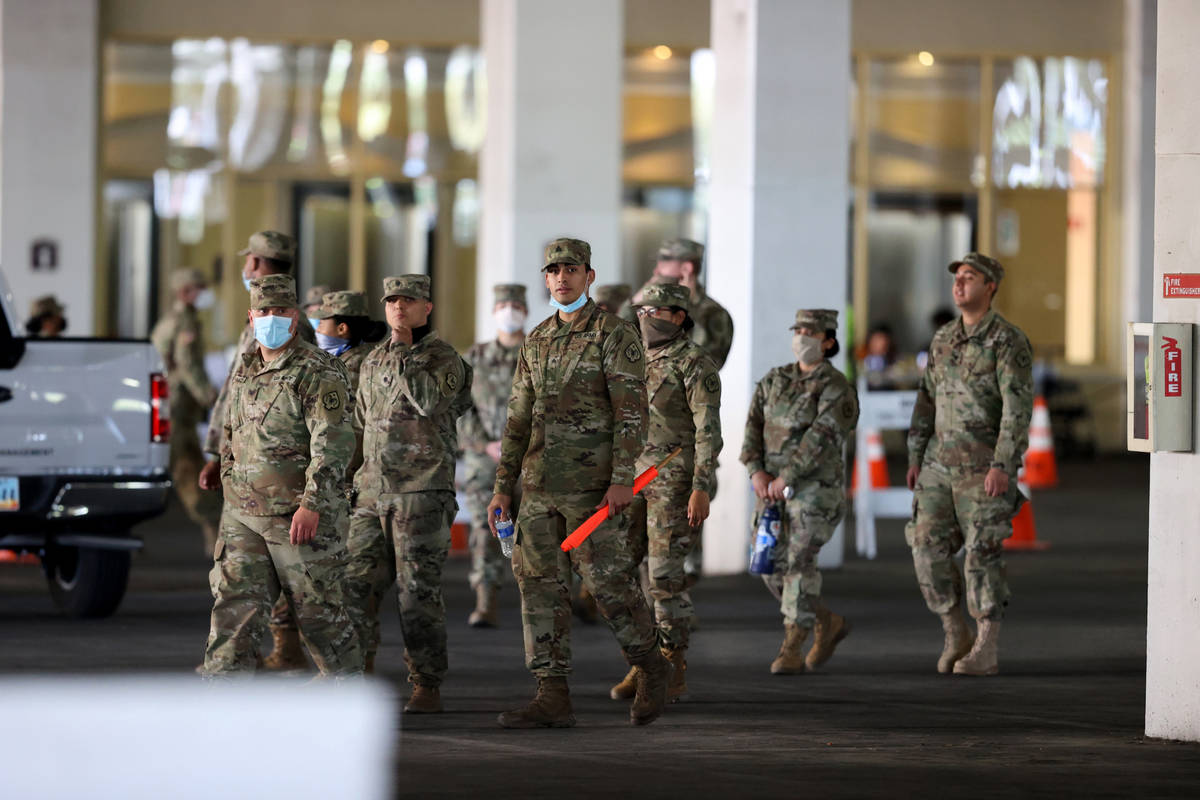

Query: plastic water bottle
495;509;515;558
749;504;780;575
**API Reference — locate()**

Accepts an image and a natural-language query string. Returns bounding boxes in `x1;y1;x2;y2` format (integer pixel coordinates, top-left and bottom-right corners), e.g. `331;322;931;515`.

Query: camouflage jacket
340;342;371;394
205;318;315;456
496;300;647;496
741;360;859;491
459;338;522;454
220;338;354;517
150;302;213;427
907;309;1033;475
638;331;723;494
353;330;472;497
625;281;734;369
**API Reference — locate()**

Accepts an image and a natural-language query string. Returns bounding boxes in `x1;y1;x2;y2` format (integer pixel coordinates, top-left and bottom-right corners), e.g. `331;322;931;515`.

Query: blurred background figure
917;308;956;372
861;323;899;389
594;283;632;316
25;295;67;337
304;284;333;328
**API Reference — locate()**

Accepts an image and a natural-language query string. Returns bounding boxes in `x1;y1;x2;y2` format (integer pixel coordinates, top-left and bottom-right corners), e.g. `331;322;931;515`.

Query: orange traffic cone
1005;481;1048;551
1023;396;1058;489
852;428;890;494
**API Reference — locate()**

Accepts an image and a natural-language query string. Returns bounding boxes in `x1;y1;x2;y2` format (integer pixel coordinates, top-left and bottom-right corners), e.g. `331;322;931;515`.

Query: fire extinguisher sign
1162;336;1183;397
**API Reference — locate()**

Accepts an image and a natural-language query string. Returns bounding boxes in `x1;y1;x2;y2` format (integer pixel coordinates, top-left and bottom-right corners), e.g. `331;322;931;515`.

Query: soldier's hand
485;441;503;462
767;476;789;502
750;471;773;501
198;461;222;491
487;494;512;535
391;325;414;346
905;466;921;491
290;507;320;545
687;490;711;527
599;485;634;518
984;467;1009;498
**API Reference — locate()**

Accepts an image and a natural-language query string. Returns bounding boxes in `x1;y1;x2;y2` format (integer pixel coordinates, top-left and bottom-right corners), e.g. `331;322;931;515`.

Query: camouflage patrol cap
311;290;369;320
382;274;431;302
657;238;704;266
304;284;332;308
493;284;527;306
593;284;632;309
790;309;839;332
636;283;691;312
949;252;1004;284
237;230;296;264
542;237;591;270
249;274;298;310
30;295;64;317
170;267;207;292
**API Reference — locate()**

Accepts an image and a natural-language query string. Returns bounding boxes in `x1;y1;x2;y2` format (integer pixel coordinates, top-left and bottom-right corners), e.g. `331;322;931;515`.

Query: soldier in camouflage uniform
905;253;1033;677
201;274;361;679
488;237;670;729
608;282;722;704
344;274;473;713
593;283;632;316
459;283;527;628
742;309;859;675
304;284;333;328
262;290;379;670
199;231;315;489
150;268;221;556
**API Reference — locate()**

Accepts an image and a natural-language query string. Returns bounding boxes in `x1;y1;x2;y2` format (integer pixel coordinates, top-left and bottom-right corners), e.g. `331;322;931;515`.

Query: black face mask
639;316;681;348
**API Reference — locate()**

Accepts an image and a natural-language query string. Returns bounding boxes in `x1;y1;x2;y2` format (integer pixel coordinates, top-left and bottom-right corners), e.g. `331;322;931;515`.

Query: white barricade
854;379;917;559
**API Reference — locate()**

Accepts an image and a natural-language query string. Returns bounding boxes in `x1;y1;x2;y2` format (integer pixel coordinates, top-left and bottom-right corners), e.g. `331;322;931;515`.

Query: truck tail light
150;372;170;443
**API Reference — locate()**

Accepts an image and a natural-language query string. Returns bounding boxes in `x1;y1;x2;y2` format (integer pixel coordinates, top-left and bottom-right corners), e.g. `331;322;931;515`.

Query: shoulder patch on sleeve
703;372;720;394
322;389;342;411
1014;349;1032;369
840;397;856;422
624;341;643;363
443;370;460;395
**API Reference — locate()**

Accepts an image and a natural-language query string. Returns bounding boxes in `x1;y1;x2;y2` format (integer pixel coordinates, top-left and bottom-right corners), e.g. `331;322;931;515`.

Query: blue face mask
243;276;253;292
315;331;351;357
308;317;321;329
549;293;589;314
253;314;295;350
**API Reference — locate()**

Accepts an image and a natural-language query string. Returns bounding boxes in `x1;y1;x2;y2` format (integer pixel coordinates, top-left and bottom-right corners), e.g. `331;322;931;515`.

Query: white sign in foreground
0;676;396;799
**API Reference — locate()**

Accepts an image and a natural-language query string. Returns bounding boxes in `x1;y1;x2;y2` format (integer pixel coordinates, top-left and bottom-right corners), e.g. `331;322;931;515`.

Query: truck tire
46;546;131;619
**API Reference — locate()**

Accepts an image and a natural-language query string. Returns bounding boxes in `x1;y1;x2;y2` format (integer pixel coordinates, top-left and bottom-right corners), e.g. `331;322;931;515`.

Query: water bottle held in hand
749;504;780;575
495;508;515;559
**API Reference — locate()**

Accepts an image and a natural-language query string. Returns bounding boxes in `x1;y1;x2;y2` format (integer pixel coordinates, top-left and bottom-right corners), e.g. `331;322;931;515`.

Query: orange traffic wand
560;447;682;552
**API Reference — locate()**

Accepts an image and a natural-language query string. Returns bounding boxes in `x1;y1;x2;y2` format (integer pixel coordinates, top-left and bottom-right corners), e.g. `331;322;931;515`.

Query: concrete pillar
1147;0;1200;742
705;0;851;574
0;0;98;334
1122;0;1156;347
475;0;622;339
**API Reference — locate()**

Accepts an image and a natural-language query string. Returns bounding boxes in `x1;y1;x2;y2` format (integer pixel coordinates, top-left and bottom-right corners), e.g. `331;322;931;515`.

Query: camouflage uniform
459;284;526;595
627;283;722;651
202;275;361;677
150;268;221;552
741;310;859;630
594;283;632;316
496;238;658;678
304;284;332;318
268;290;375;638
204;232;314;459
906;255;1033;623
344;274;472;687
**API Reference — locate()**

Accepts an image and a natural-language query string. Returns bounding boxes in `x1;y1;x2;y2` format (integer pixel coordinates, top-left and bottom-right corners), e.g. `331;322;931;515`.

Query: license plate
0;477;18;511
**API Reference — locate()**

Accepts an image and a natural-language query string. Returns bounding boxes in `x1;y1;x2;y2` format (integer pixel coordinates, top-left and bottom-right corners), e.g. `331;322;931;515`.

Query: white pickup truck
0;272;171;617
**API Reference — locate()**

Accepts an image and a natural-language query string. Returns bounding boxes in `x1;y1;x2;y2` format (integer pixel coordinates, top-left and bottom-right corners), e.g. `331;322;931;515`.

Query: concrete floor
2;456;1199;798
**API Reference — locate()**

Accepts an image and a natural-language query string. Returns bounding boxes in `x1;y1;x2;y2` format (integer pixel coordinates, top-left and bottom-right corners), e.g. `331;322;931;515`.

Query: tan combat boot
630;649;672;726
498;677;576;728
663;648;688;702
262;628;307;671
404;684;444;713
806;606;851;670
938;608;975;674
609;666;640;700
953;619;1000;676
769;623;809;675
468;584;499;628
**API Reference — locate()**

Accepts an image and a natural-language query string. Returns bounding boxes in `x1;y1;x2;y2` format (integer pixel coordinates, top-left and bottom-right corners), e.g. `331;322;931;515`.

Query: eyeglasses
636;306;682;318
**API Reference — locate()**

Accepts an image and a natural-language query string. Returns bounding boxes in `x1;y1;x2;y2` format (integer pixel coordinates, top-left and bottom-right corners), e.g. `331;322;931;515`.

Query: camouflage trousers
344;491;456;686
905;460;1021;621
169;422;222;528
757;488;844;629
514;490;658;677
628;477;696;651
463;457;519;591
202;504;362;677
